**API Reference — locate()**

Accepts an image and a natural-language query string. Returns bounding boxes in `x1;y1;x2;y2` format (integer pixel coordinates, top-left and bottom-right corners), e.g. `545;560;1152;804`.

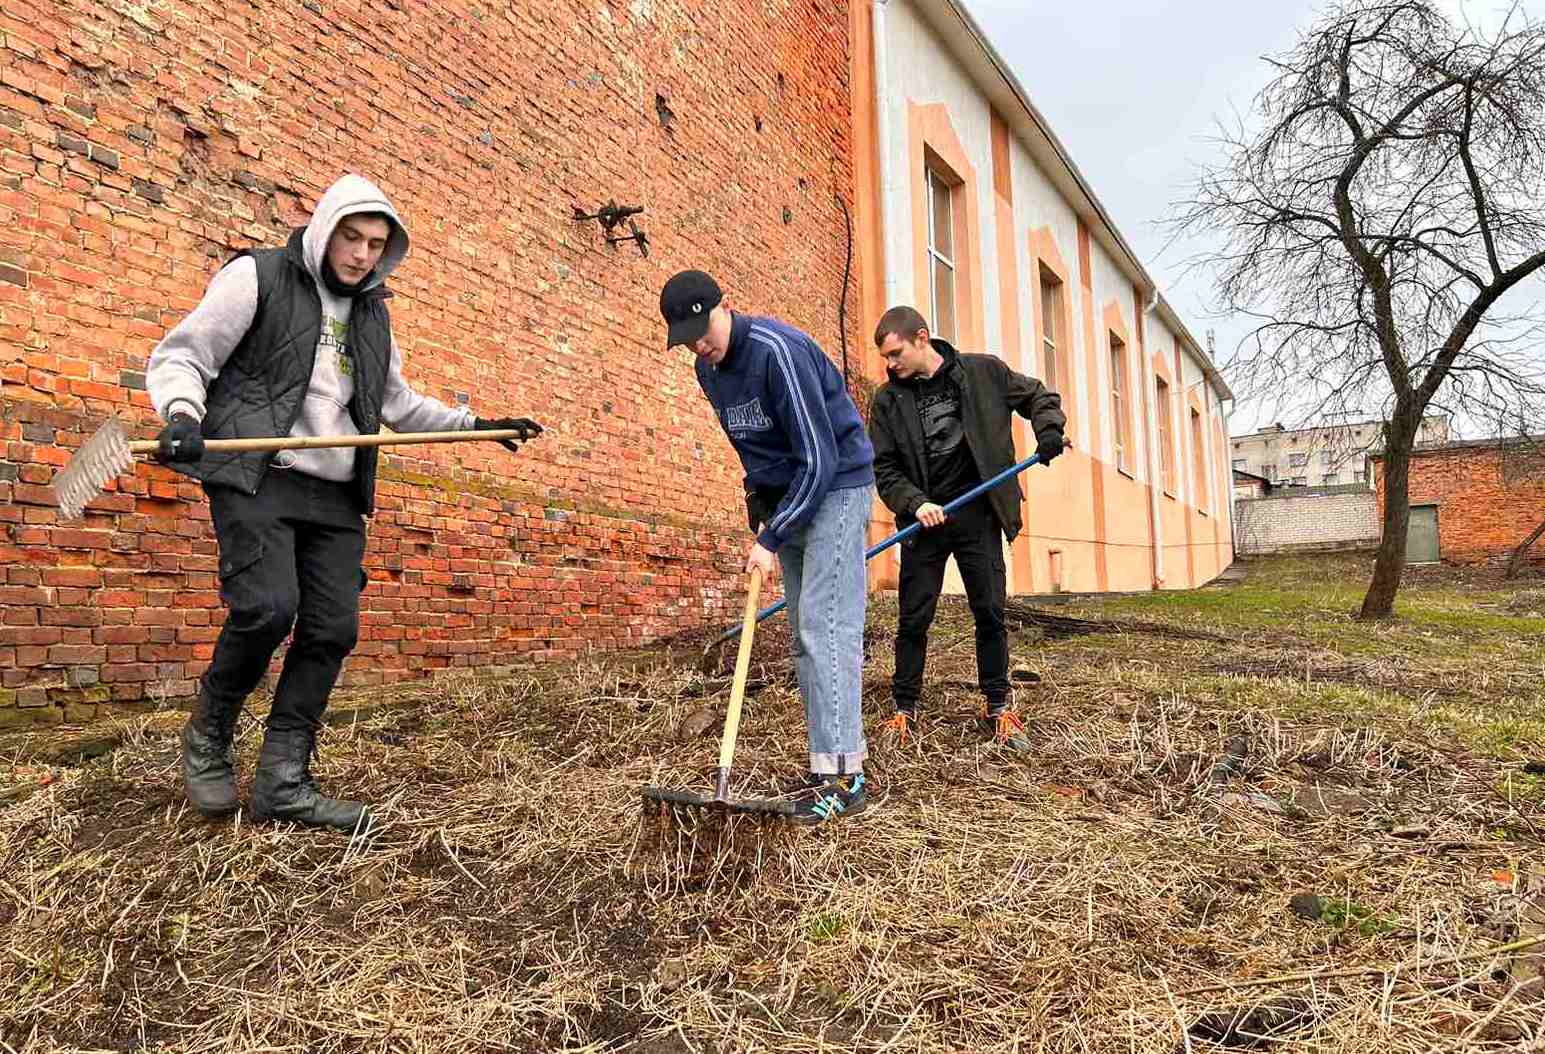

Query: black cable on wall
835;192;853;390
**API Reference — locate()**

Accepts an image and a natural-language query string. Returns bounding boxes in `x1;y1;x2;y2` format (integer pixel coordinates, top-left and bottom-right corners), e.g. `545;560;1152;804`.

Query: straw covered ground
3;553;1544;1053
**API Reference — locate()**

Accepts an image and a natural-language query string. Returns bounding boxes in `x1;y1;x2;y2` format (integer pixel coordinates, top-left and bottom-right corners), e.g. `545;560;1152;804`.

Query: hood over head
300;174;409;291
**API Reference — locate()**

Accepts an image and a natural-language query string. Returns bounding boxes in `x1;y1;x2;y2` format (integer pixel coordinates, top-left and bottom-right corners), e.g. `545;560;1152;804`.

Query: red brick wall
0;0;862;726
1375;445;1545;566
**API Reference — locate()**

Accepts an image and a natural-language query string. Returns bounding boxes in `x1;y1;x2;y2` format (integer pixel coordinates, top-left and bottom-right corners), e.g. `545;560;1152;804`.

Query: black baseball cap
660;269;723;347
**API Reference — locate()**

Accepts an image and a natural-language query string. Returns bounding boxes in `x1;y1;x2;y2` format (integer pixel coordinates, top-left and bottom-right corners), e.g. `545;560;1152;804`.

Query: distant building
1231;468;1273;501
1229;417;1450;488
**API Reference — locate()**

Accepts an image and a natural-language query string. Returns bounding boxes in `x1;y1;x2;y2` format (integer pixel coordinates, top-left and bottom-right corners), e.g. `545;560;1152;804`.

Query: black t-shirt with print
915;366;979;503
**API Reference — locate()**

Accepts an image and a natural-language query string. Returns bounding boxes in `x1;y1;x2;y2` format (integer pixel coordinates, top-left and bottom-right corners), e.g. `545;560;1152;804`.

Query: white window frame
1109;336;1128;472
925;167;957;343
1156;377;1175;493
1039;272;1061;393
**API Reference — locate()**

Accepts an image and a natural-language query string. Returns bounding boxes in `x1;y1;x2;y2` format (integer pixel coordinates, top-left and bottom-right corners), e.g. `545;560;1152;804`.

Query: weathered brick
48;643;106;664
42;567;104;588
66;666;100;687
100;662;156;683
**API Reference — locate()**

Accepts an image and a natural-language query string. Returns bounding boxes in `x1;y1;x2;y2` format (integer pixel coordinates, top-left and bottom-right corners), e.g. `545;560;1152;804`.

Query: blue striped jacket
695;312;875;551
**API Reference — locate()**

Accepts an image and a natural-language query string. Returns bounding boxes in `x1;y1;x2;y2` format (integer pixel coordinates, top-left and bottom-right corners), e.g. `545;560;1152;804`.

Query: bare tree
1176;1;1545;617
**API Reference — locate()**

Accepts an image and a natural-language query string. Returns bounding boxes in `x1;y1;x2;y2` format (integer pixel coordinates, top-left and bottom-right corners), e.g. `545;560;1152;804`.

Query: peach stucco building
849;0;1235;593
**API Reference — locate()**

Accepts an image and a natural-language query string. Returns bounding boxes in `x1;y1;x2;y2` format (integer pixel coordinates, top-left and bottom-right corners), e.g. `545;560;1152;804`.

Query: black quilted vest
174;228;394;514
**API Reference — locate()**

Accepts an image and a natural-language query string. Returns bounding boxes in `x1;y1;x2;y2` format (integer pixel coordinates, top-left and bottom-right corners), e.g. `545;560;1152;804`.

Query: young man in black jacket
867;306;1065;749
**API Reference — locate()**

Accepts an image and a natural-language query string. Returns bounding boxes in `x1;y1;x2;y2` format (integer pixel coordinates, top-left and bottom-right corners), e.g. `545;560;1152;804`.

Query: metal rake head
53;417;135;520
640;786;798;821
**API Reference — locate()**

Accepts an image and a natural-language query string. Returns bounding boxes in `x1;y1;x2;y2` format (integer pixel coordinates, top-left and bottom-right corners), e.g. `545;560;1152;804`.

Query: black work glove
475;416;543;453
155;413;205;463
1035;430;1064;465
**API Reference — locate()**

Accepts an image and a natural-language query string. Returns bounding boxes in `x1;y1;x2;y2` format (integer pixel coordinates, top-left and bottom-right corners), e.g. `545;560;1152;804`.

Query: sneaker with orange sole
880;709;916;747
979;708;1032;752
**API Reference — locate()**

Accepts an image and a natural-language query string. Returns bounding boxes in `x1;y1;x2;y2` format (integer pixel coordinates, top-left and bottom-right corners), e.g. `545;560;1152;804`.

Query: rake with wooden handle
640;565;798;821
51;417;538;520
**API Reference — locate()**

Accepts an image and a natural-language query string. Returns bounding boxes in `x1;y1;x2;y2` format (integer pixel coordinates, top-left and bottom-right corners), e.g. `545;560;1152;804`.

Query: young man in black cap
147;173;541;833
867;305;1065;750
660;269;875;824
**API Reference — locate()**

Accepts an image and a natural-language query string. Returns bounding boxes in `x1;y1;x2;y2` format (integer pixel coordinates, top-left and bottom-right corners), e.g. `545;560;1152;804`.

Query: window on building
1232;458;1247;470
925;167;956;343
1321;449;1334;466
1289;452;1308;467
1189;408;1208;509
1109;335;1128;472
1038;270;1063;395
1321;473;1340;485
1156;377;1175;493
1262;462;1278;480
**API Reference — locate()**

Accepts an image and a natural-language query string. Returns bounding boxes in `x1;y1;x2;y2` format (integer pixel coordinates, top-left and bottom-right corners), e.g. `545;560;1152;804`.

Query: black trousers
202;470;367;733
892;498;1009;712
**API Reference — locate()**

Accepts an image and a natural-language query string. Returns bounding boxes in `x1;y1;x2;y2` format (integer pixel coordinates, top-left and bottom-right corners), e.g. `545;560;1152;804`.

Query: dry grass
3;554;1544;1052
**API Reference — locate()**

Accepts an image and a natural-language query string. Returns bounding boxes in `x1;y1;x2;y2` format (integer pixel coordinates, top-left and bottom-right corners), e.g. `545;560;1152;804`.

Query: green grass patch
805;911;846;943
1496;769;1545;803
1040;555;1545;758
1318;898;1400;937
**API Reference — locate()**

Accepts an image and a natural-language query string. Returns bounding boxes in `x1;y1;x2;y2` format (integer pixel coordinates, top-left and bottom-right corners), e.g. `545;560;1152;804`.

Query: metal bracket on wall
572;199;644;234
605;220;649;258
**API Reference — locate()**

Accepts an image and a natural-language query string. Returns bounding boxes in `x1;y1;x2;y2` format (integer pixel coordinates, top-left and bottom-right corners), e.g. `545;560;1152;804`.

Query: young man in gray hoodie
147;173;540;833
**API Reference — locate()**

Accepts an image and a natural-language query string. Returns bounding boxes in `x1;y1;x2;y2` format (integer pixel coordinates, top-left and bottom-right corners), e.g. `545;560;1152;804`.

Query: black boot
181;689;242;817
249;727;371;834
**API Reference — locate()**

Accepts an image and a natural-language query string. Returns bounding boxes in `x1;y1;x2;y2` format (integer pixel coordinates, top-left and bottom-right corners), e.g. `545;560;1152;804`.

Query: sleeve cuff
165;399;203;422
755;527;783;552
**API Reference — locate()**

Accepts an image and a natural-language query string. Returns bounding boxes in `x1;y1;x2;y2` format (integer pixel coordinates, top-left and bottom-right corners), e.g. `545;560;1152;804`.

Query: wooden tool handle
126;429;532;455
715;566;765;778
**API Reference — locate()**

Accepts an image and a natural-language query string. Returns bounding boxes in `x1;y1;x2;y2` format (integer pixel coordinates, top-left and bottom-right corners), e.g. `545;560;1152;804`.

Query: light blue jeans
777;484;871;775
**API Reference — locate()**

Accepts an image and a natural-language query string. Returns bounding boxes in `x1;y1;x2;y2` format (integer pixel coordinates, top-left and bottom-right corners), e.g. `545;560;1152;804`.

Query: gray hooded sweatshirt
146;174;473;482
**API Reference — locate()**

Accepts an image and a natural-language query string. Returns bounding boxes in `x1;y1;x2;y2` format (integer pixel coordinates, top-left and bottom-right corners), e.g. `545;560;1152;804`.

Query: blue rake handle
709;453;1044;647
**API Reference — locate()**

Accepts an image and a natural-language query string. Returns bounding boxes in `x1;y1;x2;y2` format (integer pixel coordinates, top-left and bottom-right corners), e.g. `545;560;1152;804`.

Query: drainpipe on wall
1143;287;1166;590
872;0;901;311
1211;328;1237;564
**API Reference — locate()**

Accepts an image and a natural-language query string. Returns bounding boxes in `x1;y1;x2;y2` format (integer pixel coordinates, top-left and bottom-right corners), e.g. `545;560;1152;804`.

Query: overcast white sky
965;0;1543;433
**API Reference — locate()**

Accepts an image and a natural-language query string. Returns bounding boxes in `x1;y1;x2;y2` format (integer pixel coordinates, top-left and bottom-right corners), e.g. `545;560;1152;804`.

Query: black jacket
869;340;1065;540
173;228;394;513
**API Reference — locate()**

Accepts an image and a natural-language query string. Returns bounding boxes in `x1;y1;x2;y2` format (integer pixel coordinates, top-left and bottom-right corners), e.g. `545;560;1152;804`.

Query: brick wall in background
1377;442;1545;566
0;0;863;726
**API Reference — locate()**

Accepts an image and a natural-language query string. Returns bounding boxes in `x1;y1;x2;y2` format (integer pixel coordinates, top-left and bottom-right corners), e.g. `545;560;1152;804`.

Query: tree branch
1421;246;1545;404
1456;79;1503;277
